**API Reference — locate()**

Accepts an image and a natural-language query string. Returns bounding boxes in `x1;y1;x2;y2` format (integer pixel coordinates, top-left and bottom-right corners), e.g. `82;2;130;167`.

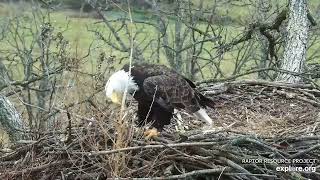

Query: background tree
277;0;309;83
0;59;23;142
0;95;23;142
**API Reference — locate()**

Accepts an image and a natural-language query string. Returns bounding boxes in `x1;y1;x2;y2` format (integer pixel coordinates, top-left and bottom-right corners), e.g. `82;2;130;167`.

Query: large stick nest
1;80;319;179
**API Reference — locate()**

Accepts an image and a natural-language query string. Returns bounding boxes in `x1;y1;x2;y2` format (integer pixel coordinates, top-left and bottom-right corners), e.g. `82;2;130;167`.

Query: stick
289;144;320;159
218;157;260;180
224;173;277;178
0;161;68;176
145;168;230;180
198;79;314;89
51;141;218;155
231;137;290;158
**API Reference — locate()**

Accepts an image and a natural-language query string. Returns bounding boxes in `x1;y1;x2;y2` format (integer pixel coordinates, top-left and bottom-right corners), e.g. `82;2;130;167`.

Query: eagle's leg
144;128;160;140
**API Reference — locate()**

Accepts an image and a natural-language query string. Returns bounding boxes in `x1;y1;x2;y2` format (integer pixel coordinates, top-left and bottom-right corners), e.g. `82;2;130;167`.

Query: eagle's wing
143;75;200;113
123;63;177;77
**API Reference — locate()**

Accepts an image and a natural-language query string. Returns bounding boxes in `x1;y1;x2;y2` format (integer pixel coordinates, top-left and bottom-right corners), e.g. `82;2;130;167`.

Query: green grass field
0;0;319;80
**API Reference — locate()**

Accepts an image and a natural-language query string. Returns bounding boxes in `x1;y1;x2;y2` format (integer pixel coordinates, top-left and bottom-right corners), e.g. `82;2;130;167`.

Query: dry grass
210;84;320;137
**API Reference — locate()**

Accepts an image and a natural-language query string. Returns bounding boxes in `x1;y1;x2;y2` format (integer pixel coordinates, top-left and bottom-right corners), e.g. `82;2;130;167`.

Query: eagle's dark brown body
123;63;214;131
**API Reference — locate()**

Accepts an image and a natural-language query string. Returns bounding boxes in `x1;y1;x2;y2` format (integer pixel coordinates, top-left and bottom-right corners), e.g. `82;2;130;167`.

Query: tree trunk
277;0;309;83
0;59;9;91
0;95;23;142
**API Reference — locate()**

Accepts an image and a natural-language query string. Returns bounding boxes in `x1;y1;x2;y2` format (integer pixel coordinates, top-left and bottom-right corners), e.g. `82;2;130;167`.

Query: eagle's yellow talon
144;128;160;140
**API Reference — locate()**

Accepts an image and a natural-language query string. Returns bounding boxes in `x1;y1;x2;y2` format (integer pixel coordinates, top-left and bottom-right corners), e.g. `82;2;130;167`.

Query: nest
0;80;319;179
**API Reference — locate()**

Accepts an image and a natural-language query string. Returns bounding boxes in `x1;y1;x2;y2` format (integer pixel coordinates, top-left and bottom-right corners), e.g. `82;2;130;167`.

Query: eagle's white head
105;70;139;105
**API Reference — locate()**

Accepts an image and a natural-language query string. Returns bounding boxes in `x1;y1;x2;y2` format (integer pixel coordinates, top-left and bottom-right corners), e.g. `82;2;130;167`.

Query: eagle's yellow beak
110;91;123;105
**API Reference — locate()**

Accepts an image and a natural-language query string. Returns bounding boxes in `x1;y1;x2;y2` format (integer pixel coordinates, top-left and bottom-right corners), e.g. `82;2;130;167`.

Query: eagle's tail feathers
194;108;213;125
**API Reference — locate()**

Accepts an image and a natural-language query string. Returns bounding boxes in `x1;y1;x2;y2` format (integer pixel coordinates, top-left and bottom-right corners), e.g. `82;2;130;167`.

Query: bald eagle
105;63;215;139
